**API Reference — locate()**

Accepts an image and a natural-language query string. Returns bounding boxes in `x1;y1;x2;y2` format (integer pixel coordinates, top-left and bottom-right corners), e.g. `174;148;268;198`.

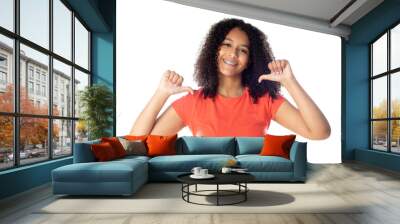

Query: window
0;54;7;86
0;54;6;67
0;71;6;85
0;0;13;32
29;67;34;80
41;73;46;82
28;81;34;93
35;83;40;95
53;59;72;116
0;34;13;113
75;18;89;69
53;0;72;60
370;23;400;154
0;0;91;170
20;0;49;49
35;70;40;81
42;85;46;97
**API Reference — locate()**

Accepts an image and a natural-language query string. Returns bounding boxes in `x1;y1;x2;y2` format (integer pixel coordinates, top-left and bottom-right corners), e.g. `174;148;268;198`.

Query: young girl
130;18;330;140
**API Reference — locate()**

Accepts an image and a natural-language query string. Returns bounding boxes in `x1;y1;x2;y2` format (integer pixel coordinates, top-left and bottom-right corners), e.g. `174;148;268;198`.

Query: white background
116;0;342;163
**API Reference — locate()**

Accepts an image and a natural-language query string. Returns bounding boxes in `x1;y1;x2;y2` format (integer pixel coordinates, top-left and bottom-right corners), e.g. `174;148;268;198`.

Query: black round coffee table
177;173;255;206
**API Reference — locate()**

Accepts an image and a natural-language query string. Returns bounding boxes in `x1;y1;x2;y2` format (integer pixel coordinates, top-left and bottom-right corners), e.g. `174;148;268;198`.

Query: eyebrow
224;38;249;48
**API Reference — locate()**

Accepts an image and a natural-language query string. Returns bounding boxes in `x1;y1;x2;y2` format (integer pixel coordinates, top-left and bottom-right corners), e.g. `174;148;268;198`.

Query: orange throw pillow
260;134;296;159
146;134;177;157
91;142;117;161
101;137;127;158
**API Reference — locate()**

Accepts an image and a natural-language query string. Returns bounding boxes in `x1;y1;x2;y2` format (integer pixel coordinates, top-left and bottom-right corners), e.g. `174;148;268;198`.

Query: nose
228;48;240;58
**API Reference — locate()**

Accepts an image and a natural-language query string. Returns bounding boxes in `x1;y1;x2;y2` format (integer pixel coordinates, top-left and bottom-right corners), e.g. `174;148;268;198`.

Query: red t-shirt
172;88;286;137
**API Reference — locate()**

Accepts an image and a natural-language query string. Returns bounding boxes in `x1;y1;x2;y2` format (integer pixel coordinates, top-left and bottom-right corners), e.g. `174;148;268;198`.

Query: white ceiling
165;0;384;39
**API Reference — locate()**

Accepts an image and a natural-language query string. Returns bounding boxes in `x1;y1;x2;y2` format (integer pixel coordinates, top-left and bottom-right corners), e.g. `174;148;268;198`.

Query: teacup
191;167;202;176
199;168;208;176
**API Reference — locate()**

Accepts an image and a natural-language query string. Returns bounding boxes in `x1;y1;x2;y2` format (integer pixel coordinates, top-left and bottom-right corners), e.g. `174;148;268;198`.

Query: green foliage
79;84;114;140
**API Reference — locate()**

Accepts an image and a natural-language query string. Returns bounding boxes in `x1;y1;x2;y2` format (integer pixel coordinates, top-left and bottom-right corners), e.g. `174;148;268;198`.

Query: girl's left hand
258;60;295;86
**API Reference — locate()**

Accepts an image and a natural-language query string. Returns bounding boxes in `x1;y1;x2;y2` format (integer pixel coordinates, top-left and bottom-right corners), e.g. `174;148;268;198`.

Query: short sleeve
270;94;286;120
172;93;195;125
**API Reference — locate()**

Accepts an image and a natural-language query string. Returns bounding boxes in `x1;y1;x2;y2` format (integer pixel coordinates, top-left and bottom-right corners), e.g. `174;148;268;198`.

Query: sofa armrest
73;140;100;163
289;141;307;181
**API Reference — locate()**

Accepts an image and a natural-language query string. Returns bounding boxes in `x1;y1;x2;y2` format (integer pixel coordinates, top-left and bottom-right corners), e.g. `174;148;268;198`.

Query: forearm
130;90;170;135
283;77;331;138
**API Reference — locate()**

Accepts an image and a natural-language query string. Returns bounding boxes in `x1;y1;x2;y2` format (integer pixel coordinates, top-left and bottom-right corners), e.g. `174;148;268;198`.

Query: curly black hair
194;18;281;103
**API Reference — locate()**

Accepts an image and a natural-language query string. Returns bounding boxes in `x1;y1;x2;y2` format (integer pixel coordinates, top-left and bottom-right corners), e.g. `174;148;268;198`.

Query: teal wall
0;158;72;199
343;0;400;171
0;0;116;200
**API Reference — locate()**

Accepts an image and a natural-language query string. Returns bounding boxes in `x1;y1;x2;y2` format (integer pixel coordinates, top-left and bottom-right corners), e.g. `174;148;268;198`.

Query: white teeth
223;59;237;66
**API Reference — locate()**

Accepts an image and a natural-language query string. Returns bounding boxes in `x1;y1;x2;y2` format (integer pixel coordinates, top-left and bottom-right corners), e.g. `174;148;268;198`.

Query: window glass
74;18;89;69
19;117;49;165
74;69;89;118
0;35;14;113
20;0;49;49
53;0;72;60
372;121;388;151
20;44;49;115
53;59;72;117
0;0;13;31
53;119;72;157
391;72;400;118
0;116;13;170
372;34;387;76
391;120;400;153
75;120;88;143
391;24;400;70
372;77;387;119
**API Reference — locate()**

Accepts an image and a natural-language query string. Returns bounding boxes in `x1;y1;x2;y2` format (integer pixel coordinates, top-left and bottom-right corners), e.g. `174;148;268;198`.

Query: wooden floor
1;162;400;224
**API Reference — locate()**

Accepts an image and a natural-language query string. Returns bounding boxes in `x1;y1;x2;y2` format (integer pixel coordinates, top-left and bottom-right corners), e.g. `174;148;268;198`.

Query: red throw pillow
101;137;127;158
146;134;177;157
91;142;117;161
260;134;296;159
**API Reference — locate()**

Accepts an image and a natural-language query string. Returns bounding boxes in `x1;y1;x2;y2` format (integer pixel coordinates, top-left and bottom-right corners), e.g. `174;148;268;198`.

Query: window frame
370;20;400;154
0;0;92;171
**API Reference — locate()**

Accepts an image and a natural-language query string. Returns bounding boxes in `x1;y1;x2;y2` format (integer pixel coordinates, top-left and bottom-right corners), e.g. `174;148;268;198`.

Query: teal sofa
52;136;307;196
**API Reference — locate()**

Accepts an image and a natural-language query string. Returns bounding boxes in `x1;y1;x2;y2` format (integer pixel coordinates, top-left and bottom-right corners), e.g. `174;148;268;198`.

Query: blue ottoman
52;156;148;196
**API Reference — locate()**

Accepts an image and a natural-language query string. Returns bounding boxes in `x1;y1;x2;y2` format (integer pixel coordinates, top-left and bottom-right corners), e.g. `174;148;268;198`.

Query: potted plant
79;84;114;140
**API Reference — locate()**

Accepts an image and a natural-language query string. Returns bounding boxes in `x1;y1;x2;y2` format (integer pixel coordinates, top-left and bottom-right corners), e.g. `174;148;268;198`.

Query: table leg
217;184;219;206
245;183;247;201
195;184;197;192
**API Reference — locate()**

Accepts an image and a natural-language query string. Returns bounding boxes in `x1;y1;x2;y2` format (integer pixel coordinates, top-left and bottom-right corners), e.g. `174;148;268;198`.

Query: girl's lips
223;59;238;66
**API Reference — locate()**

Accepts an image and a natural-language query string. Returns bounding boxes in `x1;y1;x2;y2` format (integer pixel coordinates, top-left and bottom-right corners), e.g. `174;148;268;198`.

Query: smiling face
217;27;250;78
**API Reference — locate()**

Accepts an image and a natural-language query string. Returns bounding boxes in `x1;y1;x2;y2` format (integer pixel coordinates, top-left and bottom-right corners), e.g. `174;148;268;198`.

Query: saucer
190;174;215;179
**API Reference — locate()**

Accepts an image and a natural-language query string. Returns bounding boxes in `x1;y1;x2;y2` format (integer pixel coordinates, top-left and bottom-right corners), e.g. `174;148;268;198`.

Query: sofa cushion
101;137;127;158
260;134;296;159
52;159;147;183
147;134;177;157
91;142;118;161
235;137;263;155
176;137;236;155
236;155;293;172
115;155;150;163
148;154;235;172
118;138;148;156
74;140;100;163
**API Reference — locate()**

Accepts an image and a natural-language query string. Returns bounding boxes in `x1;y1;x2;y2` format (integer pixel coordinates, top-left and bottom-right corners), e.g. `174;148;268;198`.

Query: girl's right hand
157;70;194;96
